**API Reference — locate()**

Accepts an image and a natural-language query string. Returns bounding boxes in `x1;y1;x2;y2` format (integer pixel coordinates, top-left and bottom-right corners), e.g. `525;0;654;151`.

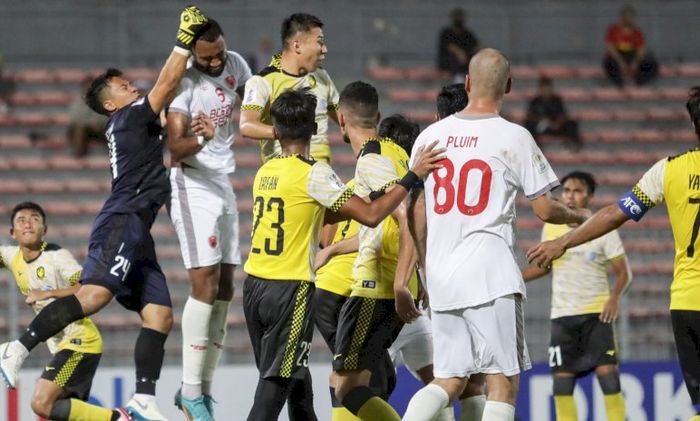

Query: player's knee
597;372;621;394
30;394;52;418
434;377;468;401
462;374;486;398
142;306;173;333
190;267;220;302
553;375;576;396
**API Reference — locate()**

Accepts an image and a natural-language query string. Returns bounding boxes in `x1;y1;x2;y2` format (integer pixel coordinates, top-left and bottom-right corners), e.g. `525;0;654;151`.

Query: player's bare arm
407;188;427;268
148;6;208;114
393;201;421;323
527;203;630;269
25;284;81;305
600;255;632;323
314;235;359;271
530;192;591;225
239;109;275;139
521;264;551;282
166;111;215;161
335;141;445;226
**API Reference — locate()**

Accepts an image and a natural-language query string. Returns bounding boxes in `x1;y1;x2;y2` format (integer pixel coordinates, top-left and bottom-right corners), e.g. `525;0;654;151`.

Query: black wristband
368;190;386;201
397;171;420;191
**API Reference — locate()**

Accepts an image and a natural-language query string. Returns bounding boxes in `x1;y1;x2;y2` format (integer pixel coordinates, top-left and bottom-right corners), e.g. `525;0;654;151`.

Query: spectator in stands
0;54;16;113
67;77;106;157
437;8;479;82
248;36;274;74
603;5;658;88
524;76;581;150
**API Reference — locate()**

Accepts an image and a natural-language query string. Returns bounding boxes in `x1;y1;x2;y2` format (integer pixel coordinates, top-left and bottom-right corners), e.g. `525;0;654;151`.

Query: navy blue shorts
81;212;171;312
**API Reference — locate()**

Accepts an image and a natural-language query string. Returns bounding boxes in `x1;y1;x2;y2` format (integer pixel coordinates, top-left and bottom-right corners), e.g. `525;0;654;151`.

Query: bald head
467;48;510;100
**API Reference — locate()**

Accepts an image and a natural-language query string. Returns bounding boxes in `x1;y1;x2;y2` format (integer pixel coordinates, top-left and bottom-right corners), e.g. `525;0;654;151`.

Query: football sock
247;376;292;421
201;299;229;395
134;327;167;395
603;393;625;421
481;401;515;421
331;387;360;420
49;398;116;421
181;297;213;399
287;370;318;420
342;386;400;421
554;395;577;421
20;295;84;351
403;384;450;421
460;394;486;421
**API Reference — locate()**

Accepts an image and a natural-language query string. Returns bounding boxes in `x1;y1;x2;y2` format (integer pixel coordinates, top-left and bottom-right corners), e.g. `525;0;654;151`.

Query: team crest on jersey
36;266;45;279
209;235;218;248
532;153;548;174
307;75;317;88
225;75;236;89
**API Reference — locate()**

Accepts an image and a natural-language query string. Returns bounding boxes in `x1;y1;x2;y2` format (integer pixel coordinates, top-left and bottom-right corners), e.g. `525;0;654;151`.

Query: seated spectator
437;8;479;82
603;5;658;88
67;77;106;157
524;77;581;150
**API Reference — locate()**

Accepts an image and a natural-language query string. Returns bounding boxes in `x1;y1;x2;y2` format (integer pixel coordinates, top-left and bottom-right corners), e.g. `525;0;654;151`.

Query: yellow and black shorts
41;349;101;400
243;275;315;380
333;296;403;372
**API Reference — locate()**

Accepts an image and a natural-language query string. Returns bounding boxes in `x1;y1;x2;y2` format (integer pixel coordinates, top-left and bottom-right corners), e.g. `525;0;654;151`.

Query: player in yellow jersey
239;13;339;163
0;202;130;420
242;89;444;421
522;172;632;421
528;87;700;421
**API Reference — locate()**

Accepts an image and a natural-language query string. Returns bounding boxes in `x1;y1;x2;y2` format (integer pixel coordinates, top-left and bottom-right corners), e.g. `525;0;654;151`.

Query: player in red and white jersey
403;48;589;421
166;19;252;420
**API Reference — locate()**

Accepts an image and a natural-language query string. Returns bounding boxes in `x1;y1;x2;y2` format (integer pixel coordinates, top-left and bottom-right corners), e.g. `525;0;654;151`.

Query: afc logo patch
209;235;218;249
36;266;45;279
225;75;236;89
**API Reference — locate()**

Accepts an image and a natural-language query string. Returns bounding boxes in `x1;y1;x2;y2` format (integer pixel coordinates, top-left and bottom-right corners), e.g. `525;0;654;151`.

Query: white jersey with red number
411;114;559;310
169;51;252;173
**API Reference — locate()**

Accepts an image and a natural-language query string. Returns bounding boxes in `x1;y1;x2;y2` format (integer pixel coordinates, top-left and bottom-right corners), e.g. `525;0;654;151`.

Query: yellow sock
68;398;114;421
554;395;577;421
603;393;625;421
690;415;700;421
333;406;361;420
356;396;401;421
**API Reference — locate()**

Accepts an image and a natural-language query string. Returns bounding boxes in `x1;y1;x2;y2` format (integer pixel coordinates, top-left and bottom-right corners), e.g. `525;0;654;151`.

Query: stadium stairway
0;62;697;364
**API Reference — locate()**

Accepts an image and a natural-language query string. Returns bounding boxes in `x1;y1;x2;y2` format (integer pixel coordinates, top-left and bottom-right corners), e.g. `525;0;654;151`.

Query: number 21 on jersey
432;158;492;215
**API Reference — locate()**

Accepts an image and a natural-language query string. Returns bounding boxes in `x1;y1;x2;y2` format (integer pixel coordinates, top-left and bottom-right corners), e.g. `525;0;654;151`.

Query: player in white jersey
166;19;251;421
522;172;631;421
402;49;589;421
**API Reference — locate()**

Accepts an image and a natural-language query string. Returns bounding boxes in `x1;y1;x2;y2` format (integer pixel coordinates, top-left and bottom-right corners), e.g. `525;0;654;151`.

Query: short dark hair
687;86;700;140
339;81;379;129
561;171;597;195
271;89;317;142
436;83;468;119
378;114;420;156
198;19;224;43
85;68;123;116
10;202;46;225
281;13;323;48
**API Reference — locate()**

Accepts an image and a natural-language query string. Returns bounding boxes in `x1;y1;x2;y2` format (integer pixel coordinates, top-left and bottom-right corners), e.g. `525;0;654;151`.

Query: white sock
481;401;515;421
11;340;29;358
133;393;156;404
201;300;230;395
460;395;486;421
434;405;456;421
403;383;450;421
181;297;213;399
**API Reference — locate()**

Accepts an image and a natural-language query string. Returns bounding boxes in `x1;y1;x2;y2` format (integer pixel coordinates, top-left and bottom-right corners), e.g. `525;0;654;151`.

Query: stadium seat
677;63;700;78
559;88;593;102
366;66;404;81
48;155;84;170
575;66;605;79
28;179;66;193
9;69;54;83
65;178;108;193
538;65;575;79
12;156;46;170
592;87;625;101
626;87;658;101
0;179;28;194
0;135;31;149
510;66;540;80
53;68;91;83
386;88;424;102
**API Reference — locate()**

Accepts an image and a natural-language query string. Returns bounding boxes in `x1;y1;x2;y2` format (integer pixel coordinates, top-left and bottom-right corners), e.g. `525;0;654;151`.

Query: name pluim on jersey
258;175;279;191
690;173;700;190
446;135;479;148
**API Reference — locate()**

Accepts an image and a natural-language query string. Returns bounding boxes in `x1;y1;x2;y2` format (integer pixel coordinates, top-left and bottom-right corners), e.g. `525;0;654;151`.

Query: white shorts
389;312;433;379
432;294;531;379
169;166;241;268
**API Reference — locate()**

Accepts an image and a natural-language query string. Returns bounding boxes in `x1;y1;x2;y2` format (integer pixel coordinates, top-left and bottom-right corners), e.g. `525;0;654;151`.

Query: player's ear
9;227;15;240
466;76;472;93
103;99;117;114
505;77;512;94
375;111;381;126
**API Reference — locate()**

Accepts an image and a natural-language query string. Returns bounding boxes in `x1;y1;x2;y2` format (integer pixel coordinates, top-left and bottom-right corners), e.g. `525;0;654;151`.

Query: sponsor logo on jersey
606;349;616;356
361;280;376;289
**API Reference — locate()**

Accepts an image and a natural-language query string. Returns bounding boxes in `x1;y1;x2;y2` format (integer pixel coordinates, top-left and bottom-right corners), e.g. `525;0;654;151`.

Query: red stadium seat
559;88;593;102
83;156;110;170
626;87;658;101
510;66;540;80
53;68;91;83
0;135;31;149
13;156;46;170
43;201;82;215
575;66;605;79
386;88;424;102
49;155;84;170
28;179;66;193
676;64;700;78
10;69;54;83
65;178;106;193
538;65;575;79
366;66;404;81
574;109;611;121
0;179;27;194
592;88;625;101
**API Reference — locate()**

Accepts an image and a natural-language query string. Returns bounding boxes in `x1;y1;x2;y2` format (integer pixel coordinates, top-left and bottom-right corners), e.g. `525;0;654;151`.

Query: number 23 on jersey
432;158;492;215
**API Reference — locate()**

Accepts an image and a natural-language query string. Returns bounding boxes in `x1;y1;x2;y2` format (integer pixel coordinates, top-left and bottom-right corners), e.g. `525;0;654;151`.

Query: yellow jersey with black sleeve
240;54;339;163
352;138;418;299
0;242;102;354
542;223;626;319
617;148;700;310
315;180;360;297
244;154;352;282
